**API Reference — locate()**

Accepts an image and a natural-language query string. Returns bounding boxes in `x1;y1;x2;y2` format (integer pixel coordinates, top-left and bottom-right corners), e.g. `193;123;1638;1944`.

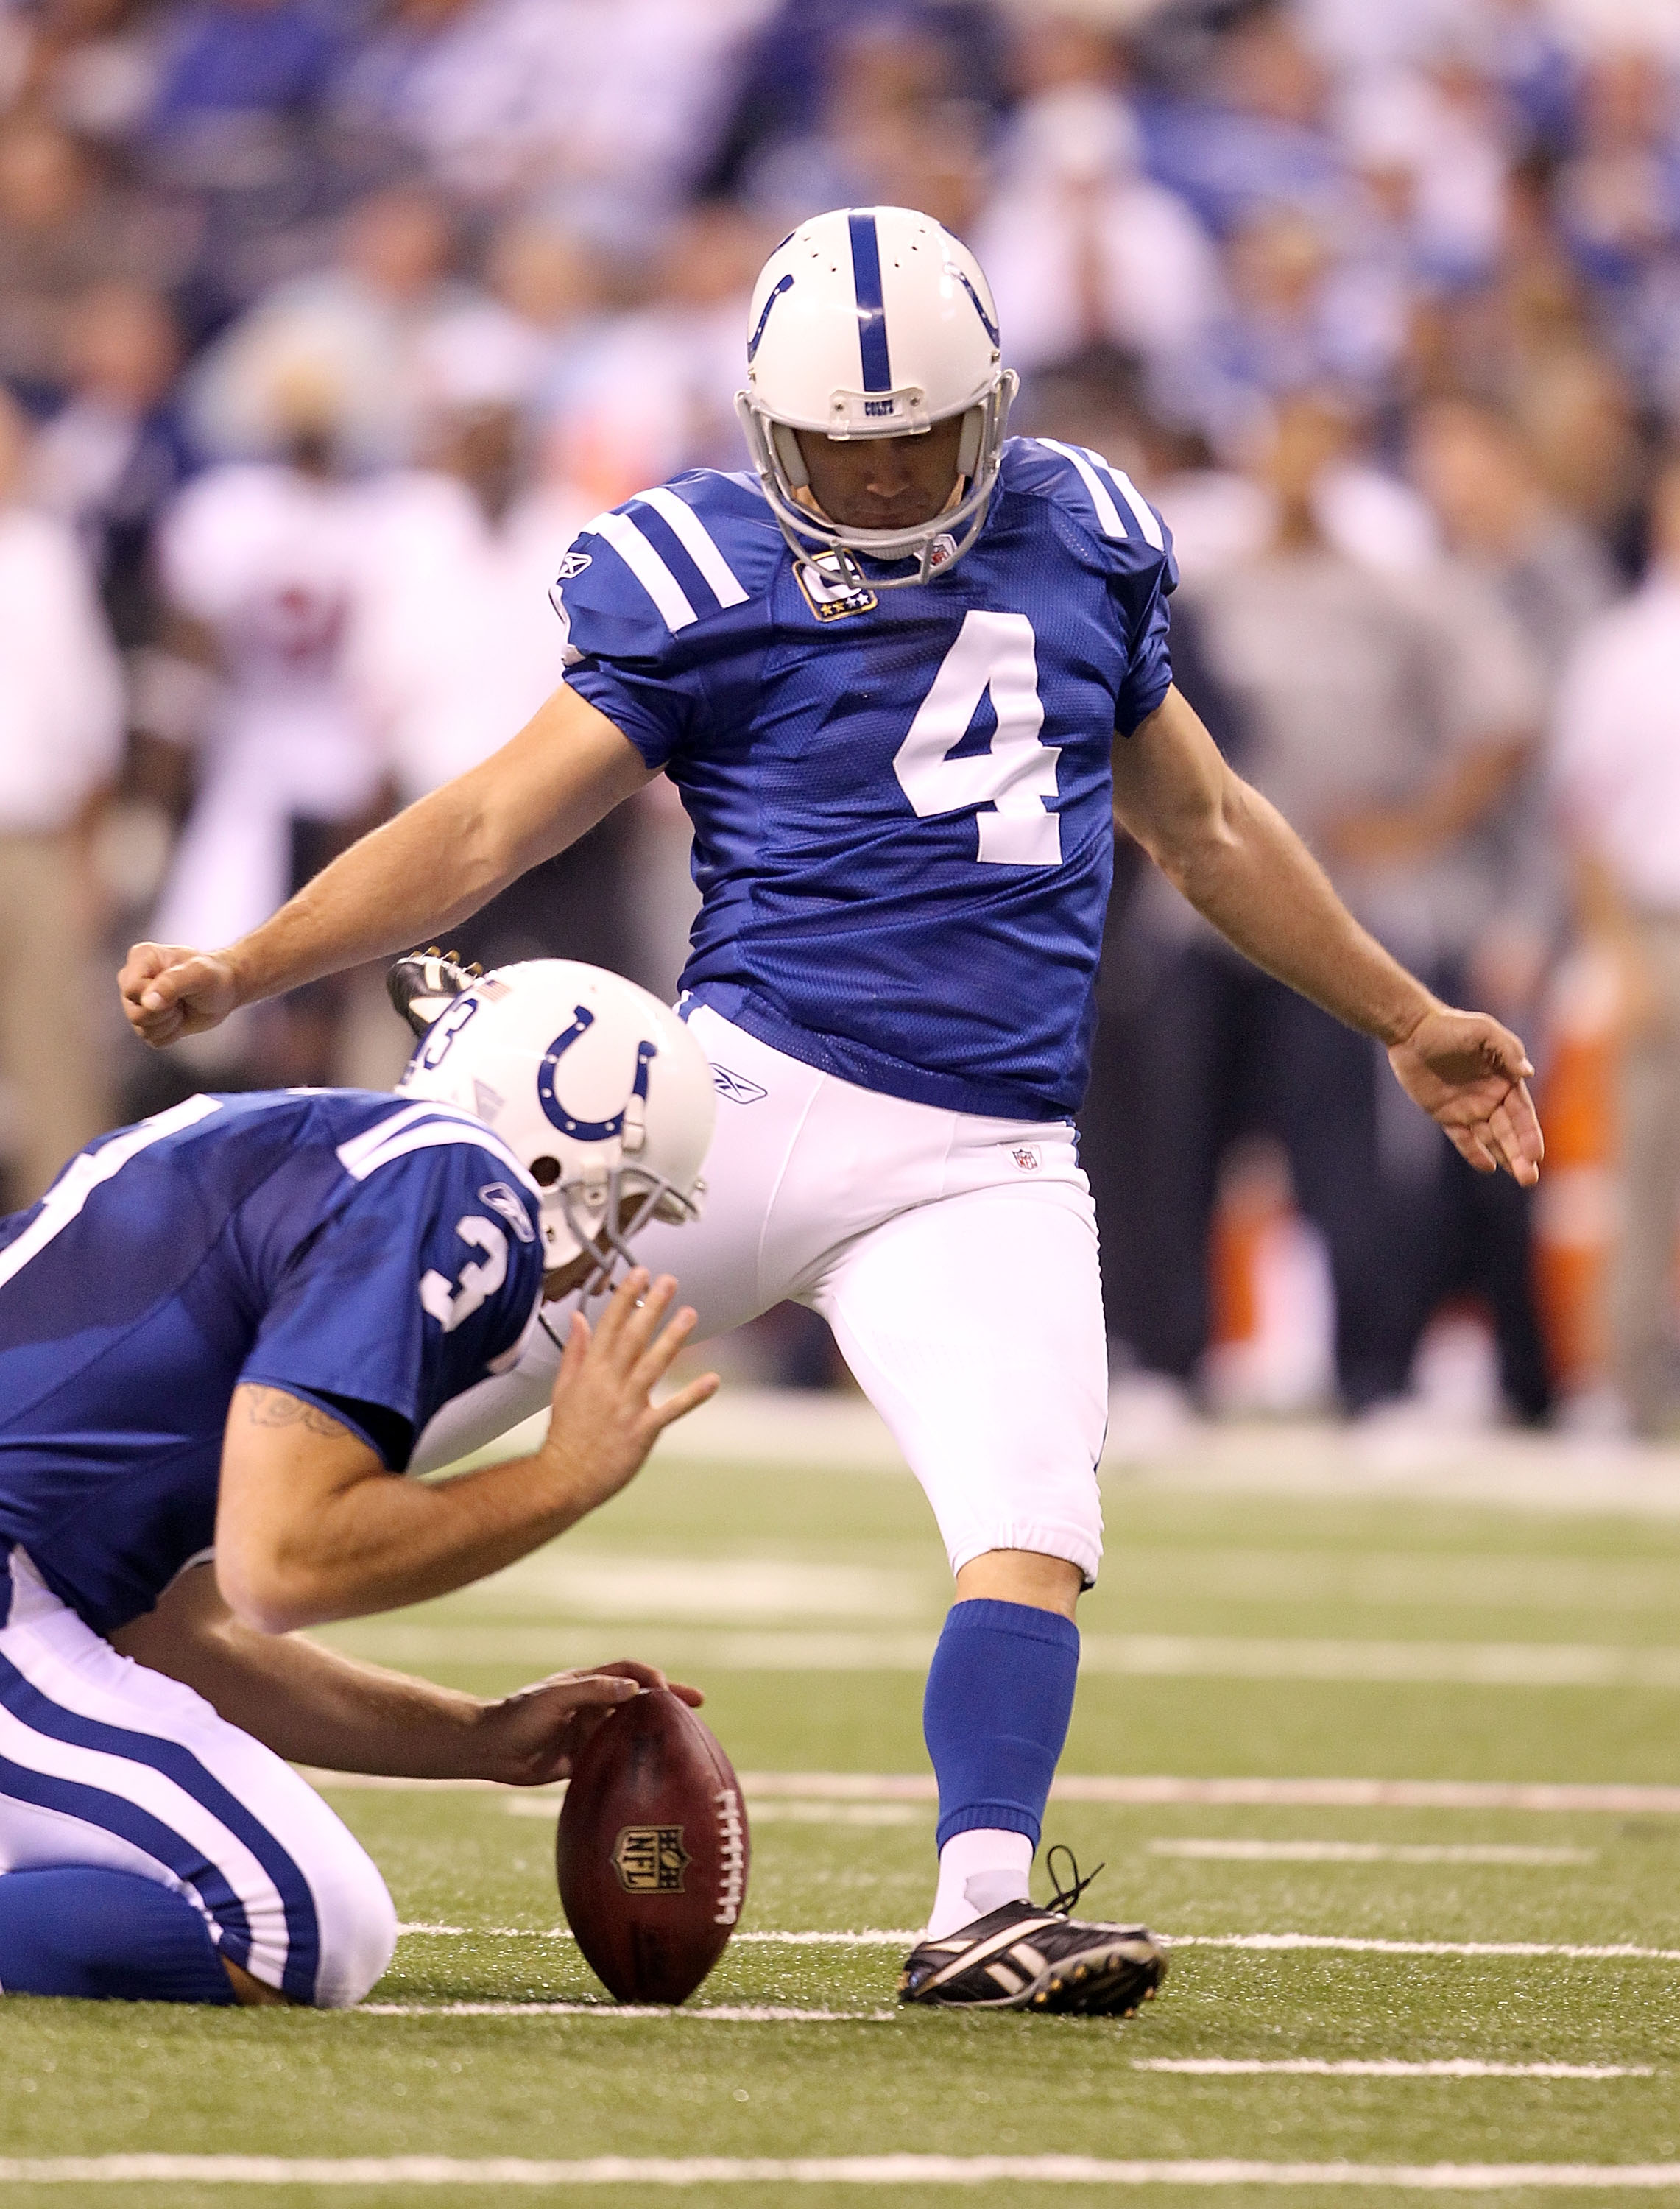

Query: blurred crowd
3;0;1680;1429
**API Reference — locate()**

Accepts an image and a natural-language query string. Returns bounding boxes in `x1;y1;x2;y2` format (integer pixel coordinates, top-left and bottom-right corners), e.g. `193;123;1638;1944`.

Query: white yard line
7;2155;1680;2187
1135;2060;1651;2079
1148;1842;1595;1864
1174;1934;1680;1961
303;1769;1680;1814
392;1925;1680;1962
502;1796;922;1825
317;1624;1680;1686
359;2002;897;2023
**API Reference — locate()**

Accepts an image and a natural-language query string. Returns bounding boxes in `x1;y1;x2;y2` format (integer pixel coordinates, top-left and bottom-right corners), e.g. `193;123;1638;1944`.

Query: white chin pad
771;421;808;488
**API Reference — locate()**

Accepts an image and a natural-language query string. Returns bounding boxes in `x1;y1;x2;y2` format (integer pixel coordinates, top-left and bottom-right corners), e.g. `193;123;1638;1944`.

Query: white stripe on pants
0;1551;395;2007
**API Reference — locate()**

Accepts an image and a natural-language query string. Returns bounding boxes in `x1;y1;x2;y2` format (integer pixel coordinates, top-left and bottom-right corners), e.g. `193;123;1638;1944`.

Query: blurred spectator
30;282;190;649
333;0;772;241
1511;344;1646;568
1555;47;1680;414
1408;392;1618;1022
1109;395;1550;1416
705;0;1006;203
417;216;608;431
1196;204;1407;434
147;0;338;183
1552;456;1680;1433
148;362;387;1079
351;390;638;990
551;201;766;507
0;385;124;1203
7;0;169;147
744;15;984;233
1142;4;1350;241
1409;391;1619;676
352;399;582;807
0;116;183;398
1338;43;1511;289
183;183;469;463
972;15;1221;386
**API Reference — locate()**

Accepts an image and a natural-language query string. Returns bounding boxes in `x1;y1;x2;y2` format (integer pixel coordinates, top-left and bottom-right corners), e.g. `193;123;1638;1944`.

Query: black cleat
387;948;481;1038
897;1849;1168;2015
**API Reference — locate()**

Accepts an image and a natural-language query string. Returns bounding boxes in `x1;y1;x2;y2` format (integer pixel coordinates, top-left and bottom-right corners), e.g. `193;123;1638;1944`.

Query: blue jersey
0;1091;544;1634
554;437;1176;1121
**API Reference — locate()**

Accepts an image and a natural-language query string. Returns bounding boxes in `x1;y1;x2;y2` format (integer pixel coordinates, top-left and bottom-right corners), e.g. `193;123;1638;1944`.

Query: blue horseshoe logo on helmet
537;1006;657;1140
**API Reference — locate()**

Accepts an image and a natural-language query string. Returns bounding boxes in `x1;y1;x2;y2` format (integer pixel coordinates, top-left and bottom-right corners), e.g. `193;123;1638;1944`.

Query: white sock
925;1828;1034;1940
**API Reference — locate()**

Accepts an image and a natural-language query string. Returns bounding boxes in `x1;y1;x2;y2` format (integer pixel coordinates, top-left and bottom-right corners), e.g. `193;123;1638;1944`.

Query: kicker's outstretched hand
1386;1007;1544;1187
120;943;240;1046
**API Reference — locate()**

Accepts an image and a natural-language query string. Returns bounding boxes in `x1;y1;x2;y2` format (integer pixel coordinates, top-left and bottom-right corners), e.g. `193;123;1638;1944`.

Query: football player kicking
122;207;1543;2017
0;960;717;2007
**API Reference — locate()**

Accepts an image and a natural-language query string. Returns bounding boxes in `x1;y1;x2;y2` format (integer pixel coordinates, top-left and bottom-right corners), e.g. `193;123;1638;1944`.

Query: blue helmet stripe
747;272;793;364
954;267;1000;347
847;210;893;392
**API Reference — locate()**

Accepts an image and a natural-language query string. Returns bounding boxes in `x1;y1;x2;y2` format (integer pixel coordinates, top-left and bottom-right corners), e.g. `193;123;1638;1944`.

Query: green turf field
4;1424;1680;2206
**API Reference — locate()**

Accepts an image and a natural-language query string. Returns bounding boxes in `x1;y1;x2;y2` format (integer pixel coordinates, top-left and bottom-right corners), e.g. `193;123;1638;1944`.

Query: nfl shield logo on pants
1011;1146;1042;1172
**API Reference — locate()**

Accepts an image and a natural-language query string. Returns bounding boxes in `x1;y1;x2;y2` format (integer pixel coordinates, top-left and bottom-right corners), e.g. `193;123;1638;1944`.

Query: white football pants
0;1549;397;2007
420;1008;1109;1582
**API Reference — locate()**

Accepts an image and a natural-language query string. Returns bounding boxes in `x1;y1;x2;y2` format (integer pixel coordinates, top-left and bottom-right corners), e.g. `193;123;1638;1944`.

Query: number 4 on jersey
893;610;1062;867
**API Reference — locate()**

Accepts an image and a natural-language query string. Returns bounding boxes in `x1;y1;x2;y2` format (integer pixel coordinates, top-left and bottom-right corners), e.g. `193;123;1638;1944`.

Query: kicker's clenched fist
119;943;241;1046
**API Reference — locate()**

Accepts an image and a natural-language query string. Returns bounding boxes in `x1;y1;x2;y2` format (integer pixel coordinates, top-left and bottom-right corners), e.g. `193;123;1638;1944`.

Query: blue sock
0;1869;235;2003
922;1597;1079;1850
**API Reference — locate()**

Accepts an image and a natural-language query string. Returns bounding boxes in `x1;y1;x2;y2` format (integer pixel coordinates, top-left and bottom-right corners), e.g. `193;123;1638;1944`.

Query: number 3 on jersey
420;1214;508;1334
893;610;1061;867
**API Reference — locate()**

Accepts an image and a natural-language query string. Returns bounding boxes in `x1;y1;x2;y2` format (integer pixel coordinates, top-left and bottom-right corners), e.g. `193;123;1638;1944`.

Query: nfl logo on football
611;1825;691;1894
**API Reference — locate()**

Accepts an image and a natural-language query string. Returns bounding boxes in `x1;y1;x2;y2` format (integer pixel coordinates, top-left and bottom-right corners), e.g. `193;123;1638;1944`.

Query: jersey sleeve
1112;542;1176;736
548;492;720;770
1025;440;1179;736
239;1144;545;1471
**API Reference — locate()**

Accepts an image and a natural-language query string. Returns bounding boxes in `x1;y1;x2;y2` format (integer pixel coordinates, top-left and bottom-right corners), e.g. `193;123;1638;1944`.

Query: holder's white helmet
390;954;715;1286
735;205;1018;588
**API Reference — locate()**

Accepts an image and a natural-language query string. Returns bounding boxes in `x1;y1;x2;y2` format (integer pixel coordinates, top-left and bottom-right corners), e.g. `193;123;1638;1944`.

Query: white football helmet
391;954;716;1287
735;205;1018;588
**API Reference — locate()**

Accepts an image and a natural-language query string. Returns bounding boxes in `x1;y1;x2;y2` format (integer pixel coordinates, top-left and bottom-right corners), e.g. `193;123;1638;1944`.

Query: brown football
556;1688;749;2005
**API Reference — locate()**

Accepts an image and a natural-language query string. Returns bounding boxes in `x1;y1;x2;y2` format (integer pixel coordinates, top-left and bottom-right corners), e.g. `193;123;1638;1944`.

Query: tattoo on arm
239;1386;351;1440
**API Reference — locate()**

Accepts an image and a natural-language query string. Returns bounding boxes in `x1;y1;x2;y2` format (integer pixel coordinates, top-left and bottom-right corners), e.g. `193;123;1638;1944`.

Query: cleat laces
1043;1845;1105;1917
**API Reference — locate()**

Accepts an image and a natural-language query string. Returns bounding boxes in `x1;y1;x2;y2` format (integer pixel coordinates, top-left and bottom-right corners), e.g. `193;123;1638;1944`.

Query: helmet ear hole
955;404;984;479
771;420;809;487
530;1155;562;1188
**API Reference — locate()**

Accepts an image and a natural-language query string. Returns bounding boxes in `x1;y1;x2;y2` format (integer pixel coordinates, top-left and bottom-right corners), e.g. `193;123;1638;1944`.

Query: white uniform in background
151;465;386;950
348;471;586;804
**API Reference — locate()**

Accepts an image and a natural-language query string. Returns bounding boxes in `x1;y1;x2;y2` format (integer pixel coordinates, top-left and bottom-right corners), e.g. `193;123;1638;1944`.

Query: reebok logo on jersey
478;1182;537;1241
795;556;877;622
711;1065;768;1105
554;551;593;579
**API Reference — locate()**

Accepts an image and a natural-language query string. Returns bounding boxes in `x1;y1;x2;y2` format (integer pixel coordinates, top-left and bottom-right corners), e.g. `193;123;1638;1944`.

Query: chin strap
387;948;481;1038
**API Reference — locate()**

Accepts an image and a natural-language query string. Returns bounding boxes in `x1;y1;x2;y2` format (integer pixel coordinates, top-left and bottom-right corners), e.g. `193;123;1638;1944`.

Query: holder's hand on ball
539;1271;719;1526
120;942;241;1046
479;1660;705;1788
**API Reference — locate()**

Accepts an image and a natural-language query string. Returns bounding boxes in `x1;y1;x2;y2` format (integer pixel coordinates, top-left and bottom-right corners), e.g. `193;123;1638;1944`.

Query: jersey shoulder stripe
335;1104;536;1194
1033;439;1166;551
554;470;783;667
0;1095;222;1294
585;506;699;632
632;485;749;610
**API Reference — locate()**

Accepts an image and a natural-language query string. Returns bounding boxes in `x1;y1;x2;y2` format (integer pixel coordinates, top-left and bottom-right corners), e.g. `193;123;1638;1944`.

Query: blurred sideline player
0;960;716;2007
122;208;1543;2015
